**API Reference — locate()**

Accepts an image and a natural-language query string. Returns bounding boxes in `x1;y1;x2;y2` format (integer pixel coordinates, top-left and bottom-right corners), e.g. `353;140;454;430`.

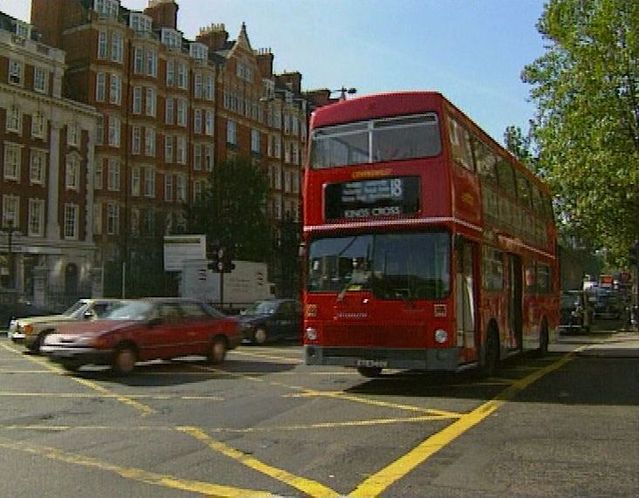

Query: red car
40;297;242;374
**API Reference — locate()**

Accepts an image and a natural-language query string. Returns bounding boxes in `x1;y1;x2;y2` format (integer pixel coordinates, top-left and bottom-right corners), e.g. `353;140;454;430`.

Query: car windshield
62;300;89;318
307;231;451;300
243;301;279;315
103;301;154;321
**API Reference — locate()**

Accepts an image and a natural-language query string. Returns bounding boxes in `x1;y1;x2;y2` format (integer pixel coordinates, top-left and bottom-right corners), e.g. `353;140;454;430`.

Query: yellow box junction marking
178;426;340;497
0;436;270;497
349;352;576;497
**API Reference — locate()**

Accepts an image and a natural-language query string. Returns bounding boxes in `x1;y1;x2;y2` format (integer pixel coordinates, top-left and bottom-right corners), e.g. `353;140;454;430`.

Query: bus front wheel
357;366;383;378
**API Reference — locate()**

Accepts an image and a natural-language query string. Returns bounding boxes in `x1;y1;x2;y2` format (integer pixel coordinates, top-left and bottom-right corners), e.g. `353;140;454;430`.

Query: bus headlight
305;327;318;341
434;329;448;344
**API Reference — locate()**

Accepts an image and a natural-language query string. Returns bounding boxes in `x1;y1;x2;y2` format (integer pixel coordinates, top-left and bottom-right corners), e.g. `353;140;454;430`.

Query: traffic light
206;244;221;272
221;245;236;273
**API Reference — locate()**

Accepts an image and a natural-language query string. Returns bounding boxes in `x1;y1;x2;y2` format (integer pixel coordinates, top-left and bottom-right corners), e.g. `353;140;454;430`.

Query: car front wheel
208;337;227;365
253;327;268;345
112;346;137;375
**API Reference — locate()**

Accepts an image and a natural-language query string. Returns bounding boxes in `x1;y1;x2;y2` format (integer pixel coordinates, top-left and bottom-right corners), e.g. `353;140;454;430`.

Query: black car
238;299;302;344
559;290;592;334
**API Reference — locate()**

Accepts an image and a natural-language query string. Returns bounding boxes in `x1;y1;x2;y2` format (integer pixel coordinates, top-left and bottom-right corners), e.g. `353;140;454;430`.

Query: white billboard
163;234;206;271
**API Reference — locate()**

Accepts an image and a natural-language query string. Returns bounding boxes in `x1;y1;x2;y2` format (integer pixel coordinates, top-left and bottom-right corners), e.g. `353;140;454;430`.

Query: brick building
29;0;308;297
0;12;100;311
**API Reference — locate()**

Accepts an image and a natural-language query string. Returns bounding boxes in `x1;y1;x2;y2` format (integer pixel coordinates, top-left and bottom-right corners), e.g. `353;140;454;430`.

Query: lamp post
2;219;19;289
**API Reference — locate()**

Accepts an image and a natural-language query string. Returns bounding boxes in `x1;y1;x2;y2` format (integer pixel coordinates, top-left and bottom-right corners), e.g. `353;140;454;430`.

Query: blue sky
4;0;548;144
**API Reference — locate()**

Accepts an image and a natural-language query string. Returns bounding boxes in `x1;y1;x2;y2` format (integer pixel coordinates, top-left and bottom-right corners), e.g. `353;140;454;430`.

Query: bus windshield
307;231;450;300
310;113;441;169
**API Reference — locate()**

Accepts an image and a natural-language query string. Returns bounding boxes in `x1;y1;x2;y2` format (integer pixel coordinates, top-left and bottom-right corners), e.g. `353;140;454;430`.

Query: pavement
554;323;639;358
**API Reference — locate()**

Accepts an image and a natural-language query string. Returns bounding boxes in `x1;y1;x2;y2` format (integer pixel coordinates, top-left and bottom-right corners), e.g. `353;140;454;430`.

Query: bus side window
448;117;474;171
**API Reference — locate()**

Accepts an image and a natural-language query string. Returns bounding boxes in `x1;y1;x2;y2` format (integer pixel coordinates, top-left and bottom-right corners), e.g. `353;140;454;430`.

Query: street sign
163;235;206;271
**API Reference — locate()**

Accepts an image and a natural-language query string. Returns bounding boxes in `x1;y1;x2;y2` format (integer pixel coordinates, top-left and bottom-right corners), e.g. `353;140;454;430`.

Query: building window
144;127;155;157
145;87;156;116
8;60;23;86
96;115;104;145
63;204;79;239
146;49;157;77
96;72;106;102
30;150;46;185
251;129;260;154
111;32;123;63
227;120;237;145
194;144;202;170
31;112;47;139
132;86;142;114
134;47;144;74
130;13;152;34
94;203;102;235
97;30;108;59
130;208;139;236
6;106;22;134
131;126;141;154
15;21;31;39
204;144;214;172
176;174;186;202
67;123;79;147
95;161;103;190
3;143;22;180
177;62;188;89
205;111;214;136
109;74;121;105
108;116;120;147
194;109;202;134
164;174;174;201
161;28;181;49
106;202;119;235
176;136;186;164
2;196;20;227
131;167;140;196
66;155;80;190
107;158;120;191
28;198;45;237
176;99;187;127
165;98;174;124
193;180;203;201
189;42;208;61
166;60;175;86
164;135;174;163
94;0;119;19
143;166;155;197
34;67;48;93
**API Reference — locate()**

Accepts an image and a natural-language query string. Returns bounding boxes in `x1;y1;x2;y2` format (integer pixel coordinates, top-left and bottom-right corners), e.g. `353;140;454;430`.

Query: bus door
506;254;523;351
455;237;479;362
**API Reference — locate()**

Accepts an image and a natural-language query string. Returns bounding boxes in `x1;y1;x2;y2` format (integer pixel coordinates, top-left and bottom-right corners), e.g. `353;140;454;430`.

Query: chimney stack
144;0;179;30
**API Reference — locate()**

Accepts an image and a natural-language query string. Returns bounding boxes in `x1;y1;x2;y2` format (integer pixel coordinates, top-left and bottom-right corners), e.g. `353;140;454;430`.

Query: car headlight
434;329;448;344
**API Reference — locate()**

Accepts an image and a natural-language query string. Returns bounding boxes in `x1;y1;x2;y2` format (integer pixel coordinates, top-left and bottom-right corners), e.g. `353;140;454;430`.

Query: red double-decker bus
302;91;559;377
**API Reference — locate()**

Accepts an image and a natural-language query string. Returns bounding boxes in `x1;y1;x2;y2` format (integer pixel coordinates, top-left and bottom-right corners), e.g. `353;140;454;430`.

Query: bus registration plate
356;359;388;368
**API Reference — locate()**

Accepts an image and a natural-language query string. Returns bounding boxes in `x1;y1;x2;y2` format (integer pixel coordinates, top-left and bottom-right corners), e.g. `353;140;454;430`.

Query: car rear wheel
112;346;137;375
60;361;80;373
253;327;268;345
208;337;228;365
357;366;383;378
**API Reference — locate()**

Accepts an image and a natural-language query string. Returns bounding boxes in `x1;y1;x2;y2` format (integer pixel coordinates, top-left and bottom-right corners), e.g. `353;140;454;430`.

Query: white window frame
108;115;120;147
29;149;46;185
143;166;155;198
144;127;155;157
145;87;156;117
95;161;103;190
227;120;237;145
8;60;23;86
132;86;142;114
6;106;22;133
96;72;106;102
3;143;22;180
164;174;174;201
131;166;141;196
31;112;47;139
109;73;122;105
131;126;141;154
2;195;20;228
66;155;81;190
28;198;45;237
107;158;120;191
106;202;119;235
63;203;79;240
34;67;48;93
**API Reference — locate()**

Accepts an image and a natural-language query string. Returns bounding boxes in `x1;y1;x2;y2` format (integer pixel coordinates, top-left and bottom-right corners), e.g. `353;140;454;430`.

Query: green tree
504;125;535;168
187;156;273;262
522;0;639;264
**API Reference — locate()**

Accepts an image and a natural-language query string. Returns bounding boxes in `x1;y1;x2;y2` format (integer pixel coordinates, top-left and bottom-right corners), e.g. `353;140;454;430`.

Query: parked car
9;298;125;353
40;297;242;374
592;288;622;320
559;290;592;334
238;298;302;344
1;300;53;331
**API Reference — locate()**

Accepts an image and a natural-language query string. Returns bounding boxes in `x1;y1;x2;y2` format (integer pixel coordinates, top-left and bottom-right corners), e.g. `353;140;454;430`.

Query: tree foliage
522;0;639;263
187;156;273;262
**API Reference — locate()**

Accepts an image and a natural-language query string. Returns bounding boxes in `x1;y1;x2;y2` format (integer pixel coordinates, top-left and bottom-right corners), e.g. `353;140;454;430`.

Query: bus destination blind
325;176;420;220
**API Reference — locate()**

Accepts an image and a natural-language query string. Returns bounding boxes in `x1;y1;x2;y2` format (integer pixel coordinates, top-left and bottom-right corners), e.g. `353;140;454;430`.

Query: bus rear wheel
357;366;383;378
